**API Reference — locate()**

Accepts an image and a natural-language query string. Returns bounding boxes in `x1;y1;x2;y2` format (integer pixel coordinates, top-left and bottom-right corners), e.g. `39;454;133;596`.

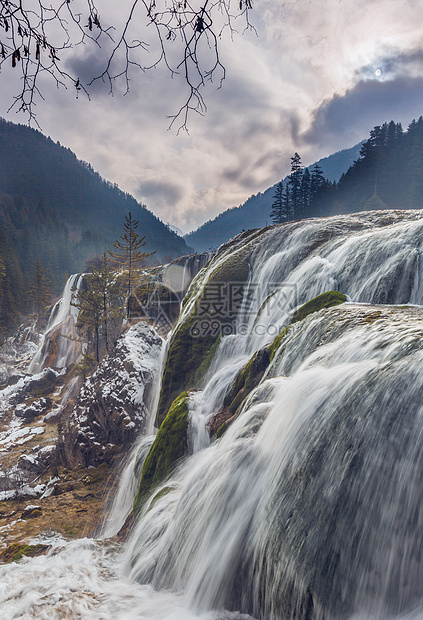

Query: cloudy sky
2;0;423;232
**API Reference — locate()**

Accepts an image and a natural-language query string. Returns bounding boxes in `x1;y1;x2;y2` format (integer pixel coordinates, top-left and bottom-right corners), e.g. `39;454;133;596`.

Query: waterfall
3;211;423;619
126;303;423;620
186;211;423;444
101;336;169;538
28;274;83;373
125;211;423;619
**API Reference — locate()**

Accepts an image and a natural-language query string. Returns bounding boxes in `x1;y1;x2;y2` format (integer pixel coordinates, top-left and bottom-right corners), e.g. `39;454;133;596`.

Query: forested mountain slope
0;118;190;259
0;118;191;336
184;142;363;252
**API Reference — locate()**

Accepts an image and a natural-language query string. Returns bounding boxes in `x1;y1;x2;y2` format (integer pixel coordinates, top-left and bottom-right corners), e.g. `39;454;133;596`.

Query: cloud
136;179;185;209
303;76;423;151
2;0;423;233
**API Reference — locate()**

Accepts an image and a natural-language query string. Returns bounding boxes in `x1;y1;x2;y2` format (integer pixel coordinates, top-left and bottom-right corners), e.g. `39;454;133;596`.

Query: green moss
266;326;291;362
156;315;219;426
156;248;251;426
1;543;50;563
266;291;347;362
134;392;189;516
291;291;347;324
224;348;270;416
216;419;233;439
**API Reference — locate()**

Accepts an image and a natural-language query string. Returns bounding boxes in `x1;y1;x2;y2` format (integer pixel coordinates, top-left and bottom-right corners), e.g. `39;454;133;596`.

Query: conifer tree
282;182;292;219
270;181;286;224
73;253;120;362
27;259;51;316
299;168;311;215
109;212;155;319
288;152;303;218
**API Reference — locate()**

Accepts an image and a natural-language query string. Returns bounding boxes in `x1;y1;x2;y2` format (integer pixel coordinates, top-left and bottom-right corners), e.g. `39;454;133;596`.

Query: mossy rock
147;486;172;512
134;392;189;516
267;326;291;362
156;248;251;426
216;291;347;436
0;543;50;563
21;507;42;519
216;418;234;439
291;291;347;324
208;347;271;439
224;347;270;416
156;319;221;426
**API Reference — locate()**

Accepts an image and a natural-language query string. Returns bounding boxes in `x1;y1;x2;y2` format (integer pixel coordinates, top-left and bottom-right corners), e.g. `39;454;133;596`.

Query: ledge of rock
61;322;163;468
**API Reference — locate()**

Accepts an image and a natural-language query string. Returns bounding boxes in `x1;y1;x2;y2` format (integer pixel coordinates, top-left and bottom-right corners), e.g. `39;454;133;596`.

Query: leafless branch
0;0;254;129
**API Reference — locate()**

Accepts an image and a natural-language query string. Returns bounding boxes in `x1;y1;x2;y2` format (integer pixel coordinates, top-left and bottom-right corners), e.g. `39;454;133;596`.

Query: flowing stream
2;211;423;619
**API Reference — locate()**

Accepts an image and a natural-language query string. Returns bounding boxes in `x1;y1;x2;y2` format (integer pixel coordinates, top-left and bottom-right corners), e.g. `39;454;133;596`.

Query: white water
100;435;155;539
101;334;168;538
127;305;423;620
187;211;423;445
3;212;423;619
0;536;254;620
28;274;83;373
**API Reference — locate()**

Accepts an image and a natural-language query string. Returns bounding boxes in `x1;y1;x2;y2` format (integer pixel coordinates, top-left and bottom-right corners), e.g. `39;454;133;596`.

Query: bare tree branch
0;0;254;129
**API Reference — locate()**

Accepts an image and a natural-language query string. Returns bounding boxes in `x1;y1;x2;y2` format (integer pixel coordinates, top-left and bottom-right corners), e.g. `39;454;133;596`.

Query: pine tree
282;182;292;219
310;163;325;197
270;181;285;224
109;212;155;319
28;259;51;316
288;152;303;218
74;276;102;363
73;254;120;362
92;253;120;354
299;168;311;215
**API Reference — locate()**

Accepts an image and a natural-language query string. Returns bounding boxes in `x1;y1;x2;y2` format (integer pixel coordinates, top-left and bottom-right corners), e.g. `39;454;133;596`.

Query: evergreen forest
0;119;191;338
271;117;423;223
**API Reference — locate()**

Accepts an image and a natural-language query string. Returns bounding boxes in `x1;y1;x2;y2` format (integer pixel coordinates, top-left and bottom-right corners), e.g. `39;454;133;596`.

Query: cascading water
127;304;423;620
186;210;423;446
3;211;423;619
28;274;83;373
101;337;168;538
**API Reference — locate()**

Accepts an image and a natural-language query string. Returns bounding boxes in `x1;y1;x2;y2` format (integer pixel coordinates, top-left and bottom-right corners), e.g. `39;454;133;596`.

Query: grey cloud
358;48;423;82
136;180;185;206
303;76;423;150
65;44;118;95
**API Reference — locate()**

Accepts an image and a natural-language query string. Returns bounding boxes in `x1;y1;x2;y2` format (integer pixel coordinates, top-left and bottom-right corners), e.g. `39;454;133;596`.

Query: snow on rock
0;367;64;413
62;322;163;468
15;397;51;420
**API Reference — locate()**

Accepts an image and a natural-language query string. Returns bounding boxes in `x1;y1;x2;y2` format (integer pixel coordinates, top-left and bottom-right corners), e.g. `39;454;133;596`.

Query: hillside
0;118;190;260
184;142;363;252
0;118;192;336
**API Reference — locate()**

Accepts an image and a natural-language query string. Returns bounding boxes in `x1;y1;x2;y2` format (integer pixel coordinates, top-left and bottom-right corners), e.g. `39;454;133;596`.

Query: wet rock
0;542;50;563
61;322;163;468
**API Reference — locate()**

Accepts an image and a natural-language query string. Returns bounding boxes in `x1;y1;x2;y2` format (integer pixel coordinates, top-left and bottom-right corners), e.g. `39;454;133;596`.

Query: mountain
0;118;193;335
184;142;363;252
0;118;190;261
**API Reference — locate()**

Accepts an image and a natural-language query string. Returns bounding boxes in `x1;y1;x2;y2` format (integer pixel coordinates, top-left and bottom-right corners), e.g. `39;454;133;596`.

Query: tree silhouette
109;211;155;319
27;259;51;316
288;152;303;216
0;0;254;129
270;181;285;224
